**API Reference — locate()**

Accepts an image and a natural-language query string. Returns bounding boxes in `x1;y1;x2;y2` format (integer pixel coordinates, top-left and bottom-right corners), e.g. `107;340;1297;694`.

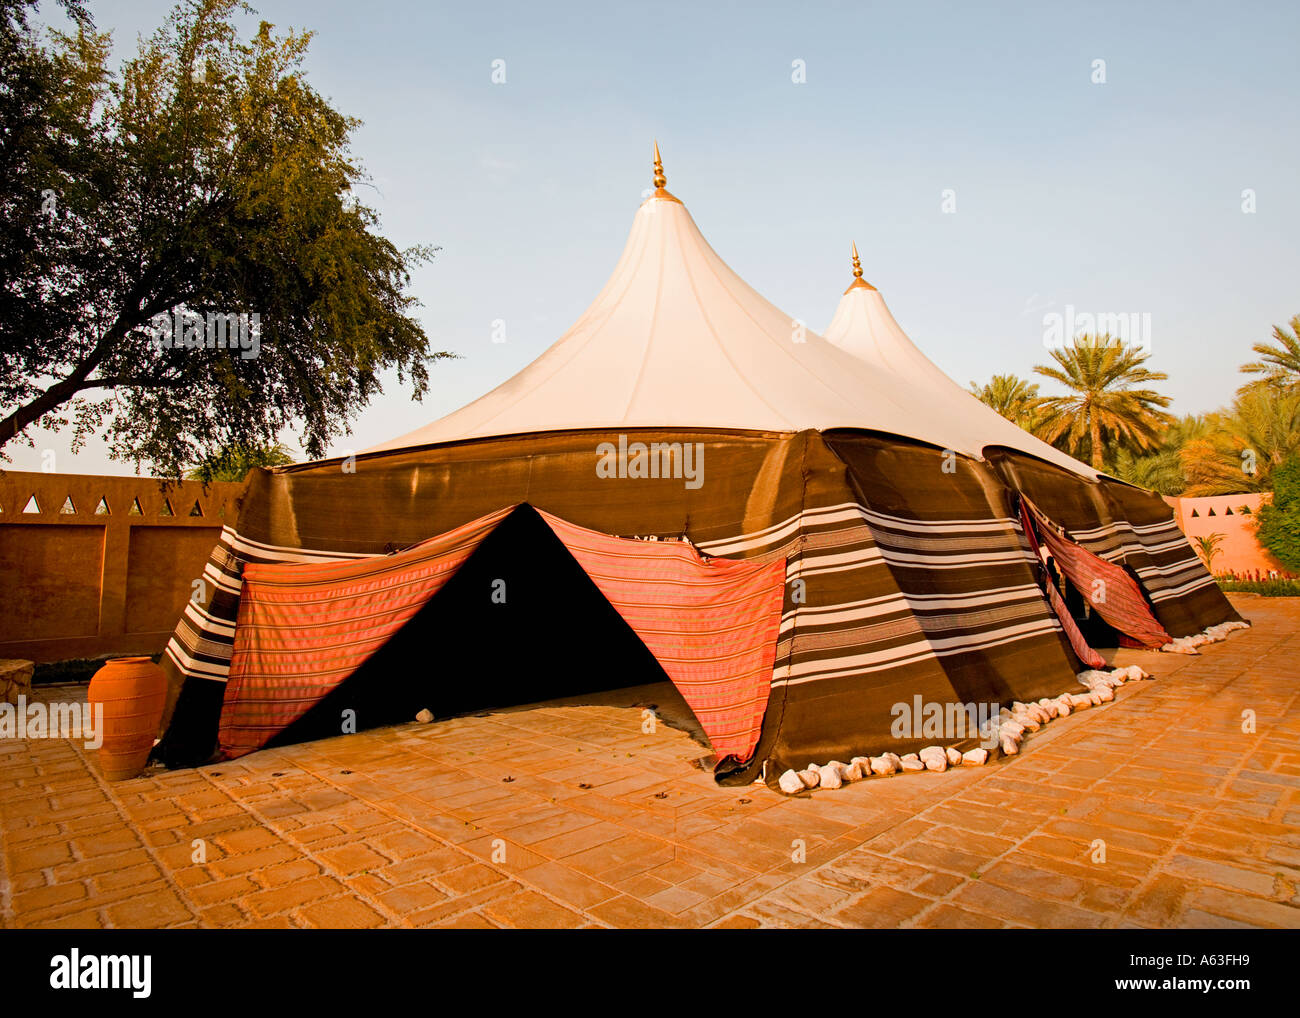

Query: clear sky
12;0;1300;475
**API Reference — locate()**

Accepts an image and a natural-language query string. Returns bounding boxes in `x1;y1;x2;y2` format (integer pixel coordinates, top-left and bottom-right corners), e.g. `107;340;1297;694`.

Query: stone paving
1;593;1297;929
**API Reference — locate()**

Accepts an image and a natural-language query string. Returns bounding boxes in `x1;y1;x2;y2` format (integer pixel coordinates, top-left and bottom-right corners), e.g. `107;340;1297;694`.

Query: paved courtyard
1;593;1297;929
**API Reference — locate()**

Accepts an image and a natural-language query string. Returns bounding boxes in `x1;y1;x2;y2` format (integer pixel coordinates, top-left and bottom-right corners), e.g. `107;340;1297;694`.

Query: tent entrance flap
1017;497;1106;669
265;504;677;749
216;504;787;767
1022;498;1172;650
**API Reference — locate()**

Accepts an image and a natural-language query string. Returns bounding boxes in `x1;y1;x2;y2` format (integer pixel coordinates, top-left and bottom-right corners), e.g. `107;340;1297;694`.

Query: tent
156;150;1242;786
818;248;1240;641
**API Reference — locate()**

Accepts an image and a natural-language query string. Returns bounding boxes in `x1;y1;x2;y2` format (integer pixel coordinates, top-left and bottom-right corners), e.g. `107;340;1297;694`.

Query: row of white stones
1160;619;1251;655
775;663;1153;796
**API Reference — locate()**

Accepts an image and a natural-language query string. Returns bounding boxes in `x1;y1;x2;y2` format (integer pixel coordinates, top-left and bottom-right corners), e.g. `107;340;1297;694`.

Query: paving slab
1;594;1296;929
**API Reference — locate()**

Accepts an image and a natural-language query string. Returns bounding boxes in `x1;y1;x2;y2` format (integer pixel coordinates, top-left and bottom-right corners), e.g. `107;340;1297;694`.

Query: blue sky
13;0;1300;474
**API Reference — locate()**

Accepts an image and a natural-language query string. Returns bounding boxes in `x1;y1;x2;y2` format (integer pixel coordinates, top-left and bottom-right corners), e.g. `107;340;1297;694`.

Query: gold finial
844;241;877;293
649;140;681;204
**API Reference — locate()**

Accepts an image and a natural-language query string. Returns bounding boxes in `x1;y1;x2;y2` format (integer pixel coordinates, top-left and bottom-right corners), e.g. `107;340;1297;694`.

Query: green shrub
1256;457;1300;571
1216;577;1300;596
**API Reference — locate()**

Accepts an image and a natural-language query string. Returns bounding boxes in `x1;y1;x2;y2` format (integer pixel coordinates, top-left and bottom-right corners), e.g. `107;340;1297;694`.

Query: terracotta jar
87;657;167;781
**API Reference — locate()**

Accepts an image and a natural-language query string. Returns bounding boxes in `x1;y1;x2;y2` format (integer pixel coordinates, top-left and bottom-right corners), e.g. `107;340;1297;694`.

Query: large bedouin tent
156;148;1243;787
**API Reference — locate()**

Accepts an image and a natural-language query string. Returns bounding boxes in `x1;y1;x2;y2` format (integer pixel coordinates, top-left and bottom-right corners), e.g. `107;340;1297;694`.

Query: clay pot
87;657;166;780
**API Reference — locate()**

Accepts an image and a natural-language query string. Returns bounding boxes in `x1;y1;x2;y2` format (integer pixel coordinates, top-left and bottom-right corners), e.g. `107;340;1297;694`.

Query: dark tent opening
266;504;685;749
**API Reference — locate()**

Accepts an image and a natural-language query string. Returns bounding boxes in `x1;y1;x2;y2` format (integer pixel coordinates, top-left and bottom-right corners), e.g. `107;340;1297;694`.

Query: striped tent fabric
698;498;959;774
827;435;1081;698
1093;479;1240;636
1016;498;1107;670
1023;498;1172;650
217;505;785;763
987;450;1241;637
693;433;1089;778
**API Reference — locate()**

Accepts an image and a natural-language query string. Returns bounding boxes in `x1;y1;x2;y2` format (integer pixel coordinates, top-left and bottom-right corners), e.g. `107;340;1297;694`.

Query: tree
1;0;95;394
185;440;293;482
1241;314;1300;387
1256;457;1300;573
1032;334;1173;470
0;0;449;477
969;373;1041;430
1180;383;1300;496
1109;414;1210;495
1192;533;1224;573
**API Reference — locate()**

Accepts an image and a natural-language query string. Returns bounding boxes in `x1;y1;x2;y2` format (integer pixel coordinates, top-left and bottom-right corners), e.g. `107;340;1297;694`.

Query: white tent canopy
371;156;1097;480
823;250;1097;478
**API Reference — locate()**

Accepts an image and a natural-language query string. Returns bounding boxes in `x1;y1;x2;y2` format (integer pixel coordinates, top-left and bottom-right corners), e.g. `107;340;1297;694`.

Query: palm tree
1179;384;1300;495
1193;533;1225;573
1112;447;1184;494
1033;334;1174;469
969;374;1042;429
1241;314;1300;386
1109;414;1211;495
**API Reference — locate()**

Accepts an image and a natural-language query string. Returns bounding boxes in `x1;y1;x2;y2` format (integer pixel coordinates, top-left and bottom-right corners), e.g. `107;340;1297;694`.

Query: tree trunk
0;316;137;449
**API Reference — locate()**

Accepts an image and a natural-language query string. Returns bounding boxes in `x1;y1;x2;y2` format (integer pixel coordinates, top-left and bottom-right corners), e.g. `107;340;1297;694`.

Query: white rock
1079;670;1122;692
843;761;865;781
1038;698;1059;719
882;752;903;770
1000;734;1020;755
900;754;926;773
1094;685;1114;702
850;756;872;771
1125;665;1149;681
945;747;963;766
1068;693;1092;709
817;764;843;790
869;755;897;776
415;709;434;723
919;746;948;772
778;769;804;795
798;768;821;789
961;748;989;766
